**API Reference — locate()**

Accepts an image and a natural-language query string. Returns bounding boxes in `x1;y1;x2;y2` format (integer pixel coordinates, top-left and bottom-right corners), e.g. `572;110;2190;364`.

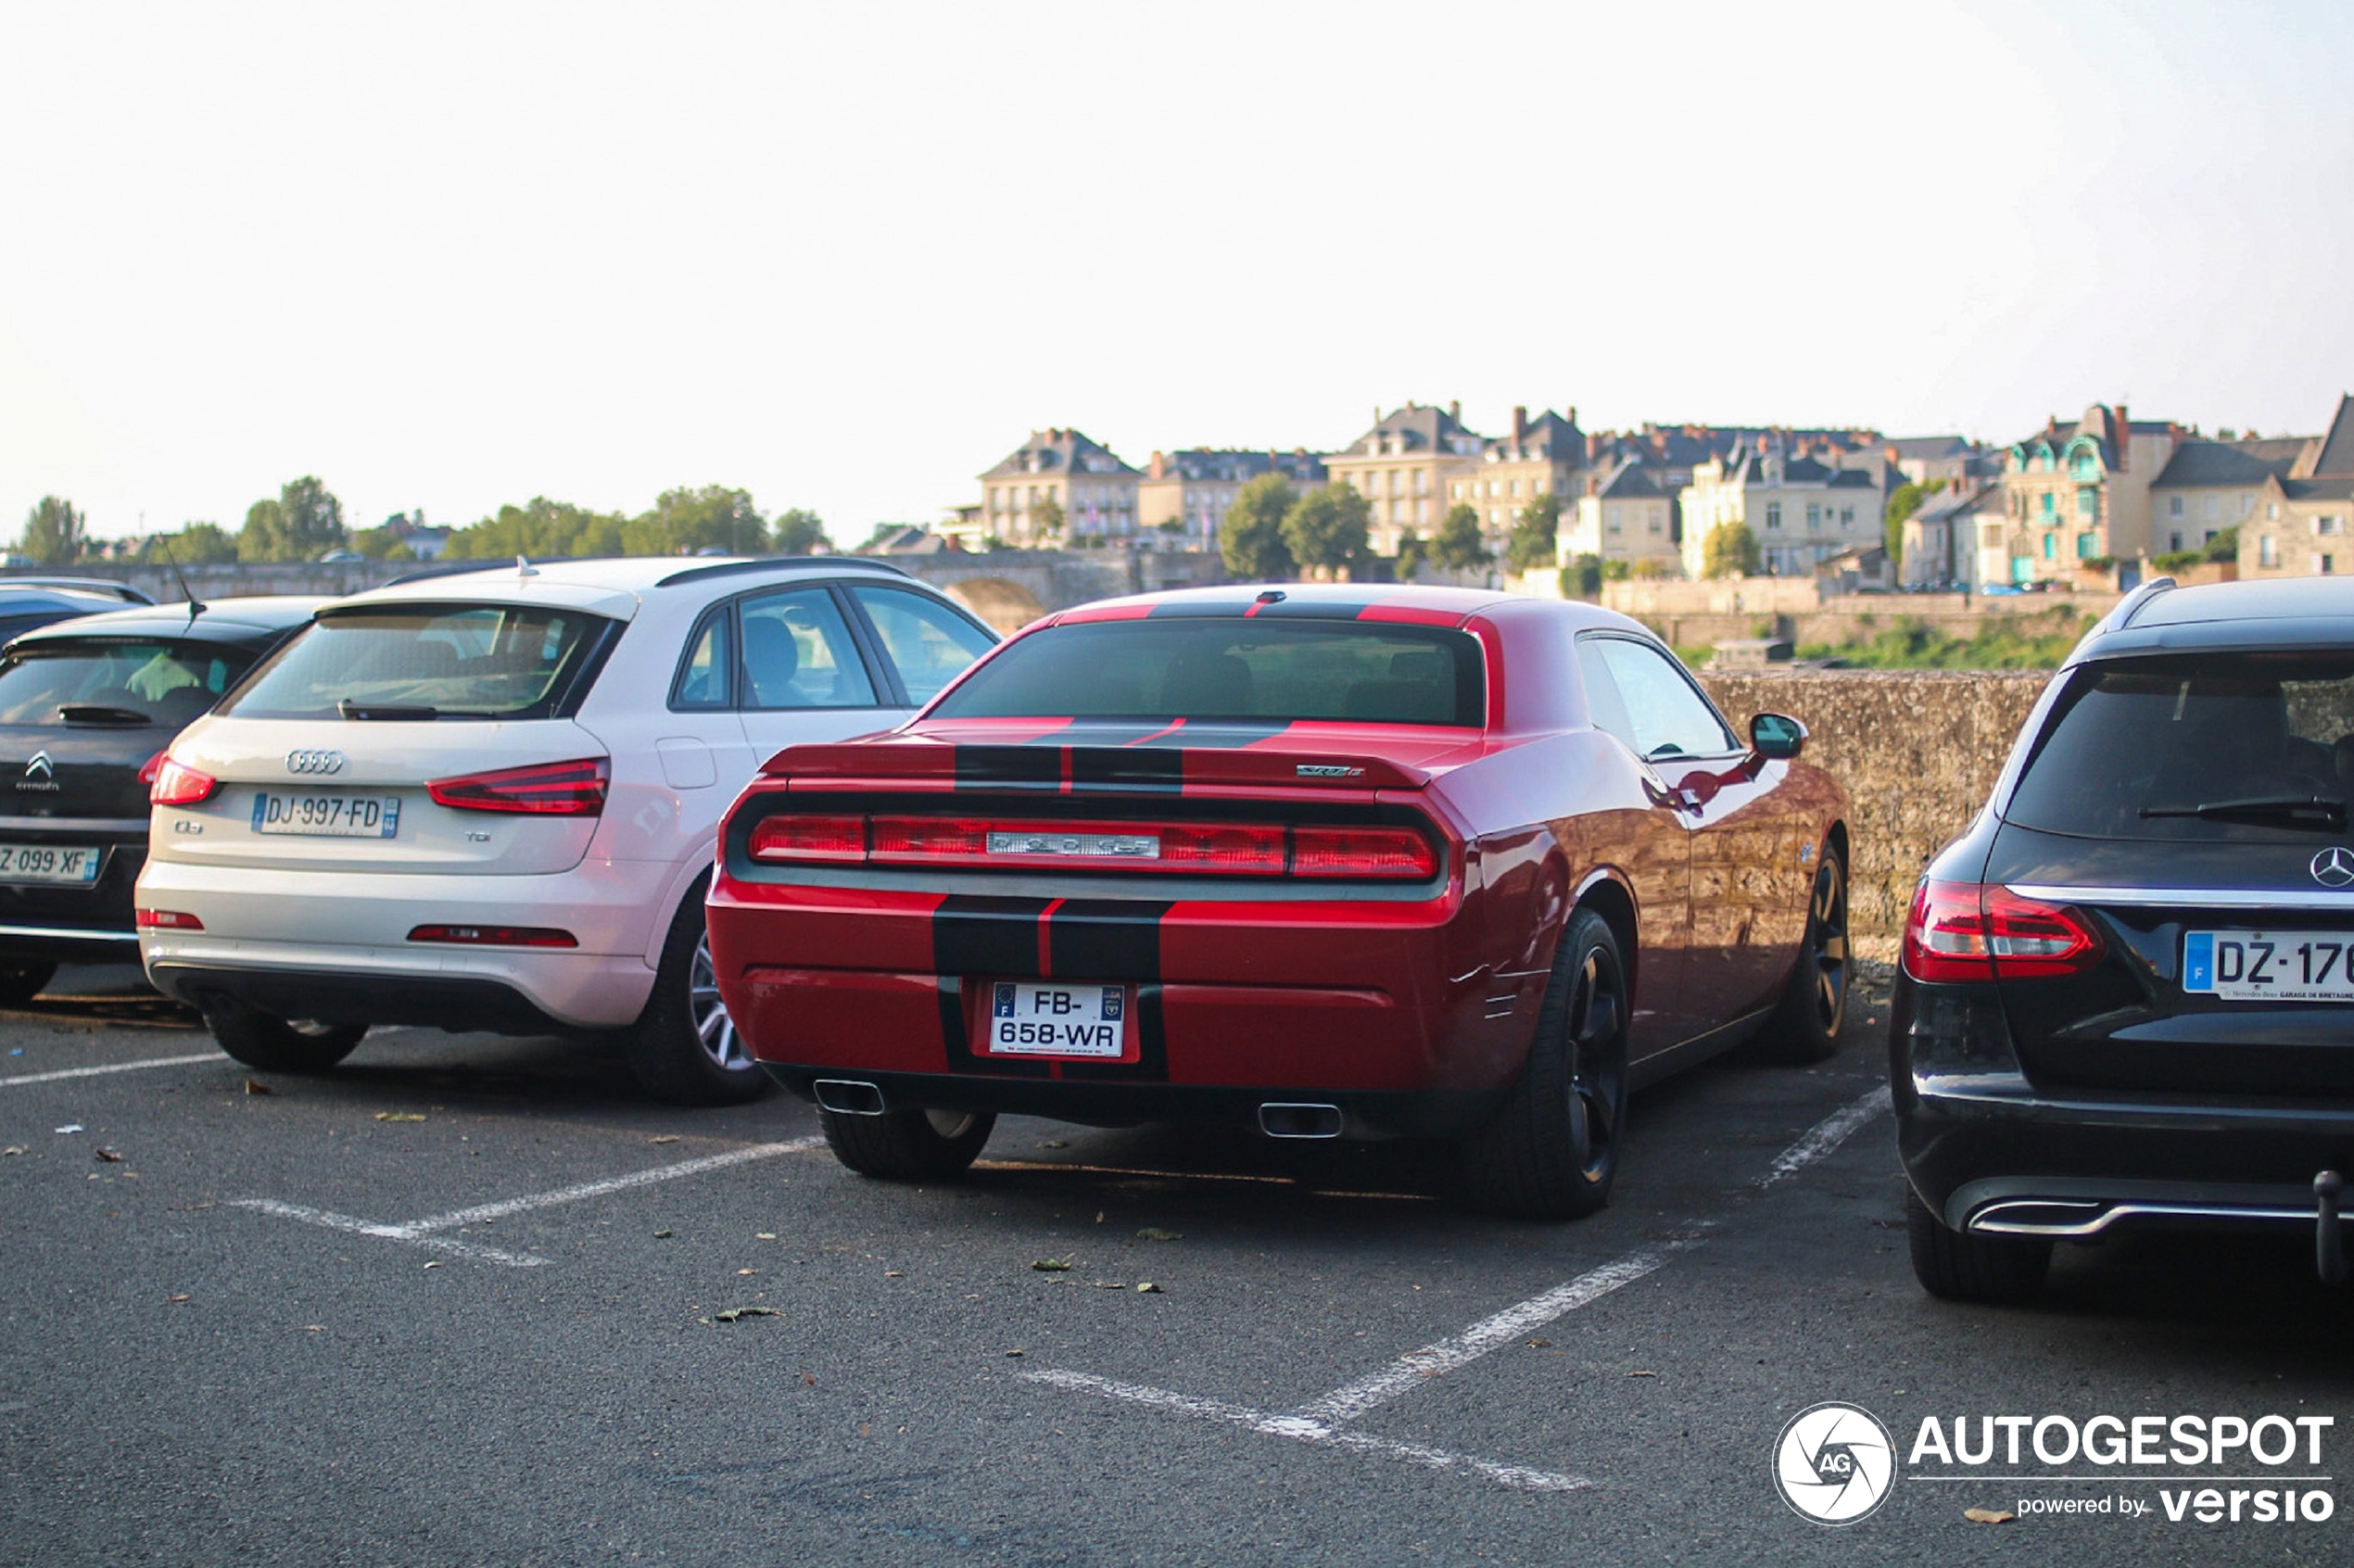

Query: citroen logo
2313;847;2354;888
285;749;346;776
23;752;52;779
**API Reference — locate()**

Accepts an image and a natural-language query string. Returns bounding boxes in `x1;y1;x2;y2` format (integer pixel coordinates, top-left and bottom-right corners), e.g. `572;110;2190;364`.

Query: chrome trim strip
2008;883;2354;910
0;923;137;945
1971;1199;2314;1239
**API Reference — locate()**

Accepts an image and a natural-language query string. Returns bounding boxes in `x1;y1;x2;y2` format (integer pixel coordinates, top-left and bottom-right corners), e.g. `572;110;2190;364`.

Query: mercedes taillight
1903;880;2105;983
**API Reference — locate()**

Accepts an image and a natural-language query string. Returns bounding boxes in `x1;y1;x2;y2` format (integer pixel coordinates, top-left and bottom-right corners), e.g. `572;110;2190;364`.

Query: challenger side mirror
1749;712;1806;762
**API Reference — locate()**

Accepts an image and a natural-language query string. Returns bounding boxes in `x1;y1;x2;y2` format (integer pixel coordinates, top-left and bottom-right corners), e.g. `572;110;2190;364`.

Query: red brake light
1902;879;2105;983
149;757;218;806
1291;826;1437;879
1156;823;1288;873
750;815;867;863
135;908;204;930
426;757;609;816
408;924;578;948
137;752;167;788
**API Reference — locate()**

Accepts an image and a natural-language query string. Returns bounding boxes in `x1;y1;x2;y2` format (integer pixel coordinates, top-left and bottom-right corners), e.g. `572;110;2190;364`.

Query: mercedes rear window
0;640;252;728
221;604;615;721
2007;652;2354;841
930;619;1484;727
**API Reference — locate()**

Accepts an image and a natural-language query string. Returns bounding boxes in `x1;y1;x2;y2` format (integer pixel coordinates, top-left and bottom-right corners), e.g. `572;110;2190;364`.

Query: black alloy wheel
1462;907;1630;1220
623;879;771;1106
1753;848;1848;1064
820;1106;996;1181
204;1000;367;1073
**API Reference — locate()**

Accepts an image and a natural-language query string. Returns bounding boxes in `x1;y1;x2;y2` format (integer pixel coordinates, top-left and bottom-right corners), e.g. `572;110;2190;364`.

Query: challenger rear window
221;604;614;721
930;619;1484;727
0;640;250;728
2007;652;2354;841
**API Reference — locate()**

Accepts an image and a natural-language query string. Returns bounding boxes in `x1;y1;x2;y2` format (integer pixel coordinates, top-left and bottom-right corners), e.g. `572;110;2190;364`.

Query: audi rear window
930;619;1484;727
2007;652;2354;841
221;604;615;721
0;640;252;728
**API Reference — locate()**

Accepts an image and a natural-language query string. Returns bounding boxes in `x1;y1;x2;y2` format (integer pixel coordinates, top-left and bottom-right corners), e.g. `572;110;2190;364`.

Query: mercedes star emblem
2313;847;2354;888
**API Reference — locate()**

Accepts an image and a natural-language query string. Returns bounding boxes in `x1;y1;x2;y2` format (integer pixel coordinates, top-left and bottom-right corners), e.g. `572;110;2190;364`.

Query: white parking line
1755;1083;1892;1189
1;1052;220;1088
1020;1370;1590;1493
233;1136;824;1266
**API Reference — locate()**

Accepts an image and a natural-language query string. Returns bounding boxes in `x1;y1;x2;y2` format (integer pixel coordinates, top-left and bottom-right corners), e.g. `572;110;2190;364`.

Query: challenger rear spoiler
759;736;1434;792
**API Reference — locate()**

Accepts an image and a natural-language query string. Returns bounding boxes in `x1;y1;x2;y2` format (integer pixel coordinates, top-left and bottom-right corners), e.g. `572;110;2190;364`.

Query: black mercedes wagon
1896;575;2354;1300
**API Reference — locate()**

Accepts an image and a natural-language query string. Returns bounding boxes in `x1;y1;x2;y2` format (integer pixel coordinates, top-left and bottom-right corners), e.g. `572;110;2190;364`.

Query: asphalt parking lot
6;964;2354;1566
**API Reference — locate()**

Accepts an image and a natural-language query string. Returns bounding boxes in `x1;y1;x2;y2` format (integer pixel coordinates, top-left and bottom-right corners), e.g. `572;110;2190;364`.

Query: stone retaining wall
1696;669;2056;955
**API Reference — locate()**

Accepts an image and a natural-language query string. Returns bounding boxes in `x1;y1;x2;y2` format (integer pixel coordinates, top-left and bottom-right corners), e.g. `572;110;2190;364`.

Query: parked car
705;583;1852;1216
135;556;997;1102
1896;575;2354;1300
0;577;157;605
0;583;152;646
0;597;323;1001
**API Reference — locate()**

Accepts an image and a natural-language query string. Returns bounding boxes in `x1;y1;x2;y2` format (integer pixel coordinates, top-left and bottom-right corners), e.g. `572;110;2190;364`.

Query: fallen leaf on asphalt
303;1325;323;1332
1964;1508;2015;1524
755;1233;777;1240
650;1135;679;1144
1626;1370;1658;1378
54;1123;82;1134
94;1146;123;1163
736;1269;757;1276
374;1112;424;1122
423;1261;442;1269
1095;1210;1105;1224
2;1147;22;1157
1136;1282;1163;1294
802;1373;816;1385
1527;1338;1551;1348
1004;1348;1025;1358
1038;1140;1068;1149
1031;1257;1072;1271
653;1230;675;1238
1135;1227;1183;1242
244;1079;272;1095
884;1271;904;1278
1093;1281;1128;1290
704;1307;782;1323
166;1294;190;1303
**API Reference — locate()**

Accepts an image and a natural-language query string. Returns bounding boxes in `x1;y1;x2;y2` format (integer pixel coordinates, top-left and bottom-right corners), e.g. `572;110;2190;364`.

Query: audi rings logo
2314;847;2354;889
1773;1402;1895;1525
285;749;346;777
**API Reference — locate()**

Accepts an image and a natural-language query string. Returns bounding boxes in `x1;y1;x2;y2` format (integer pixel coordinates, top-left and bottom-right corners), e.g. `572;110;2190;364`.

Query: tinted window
0;640;249;728
931;619;1484;727
672;608;733;710
851;586;995;703
2009;653;2354;841
740;588;876;709
223;605;611;721
1580;638;1735;759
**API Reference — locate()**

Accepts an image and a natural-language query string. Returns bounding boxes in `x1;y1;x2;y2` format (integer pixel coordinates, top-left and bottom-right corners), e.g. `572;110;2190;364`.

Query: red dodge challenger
706;584;1849;1217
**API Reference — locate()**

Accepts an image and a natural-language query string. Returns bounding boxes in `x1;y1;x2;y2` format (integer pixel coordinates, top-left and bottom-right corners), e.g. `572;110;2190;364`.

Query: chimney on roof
1148;450;1166;479
1566;406;1577;428
1512;406;1527;444
1449;400;1462;422
1586;433;1603;462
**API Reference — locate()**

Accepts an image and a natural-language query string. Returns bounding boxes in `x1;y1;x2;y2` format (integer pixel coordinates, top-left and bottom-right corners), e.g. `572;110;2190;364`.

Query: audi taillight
135;908;203;930
1291;826;1438;879
149;757;218;806
408;924;578;948
426;757;610;816
1903;879;2105;983
747;811;1435;879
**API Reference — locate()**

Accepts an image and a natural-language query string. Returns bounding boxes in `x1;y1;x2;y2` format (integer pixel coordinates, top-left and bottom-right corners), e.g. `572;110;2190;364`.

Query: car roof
1043;580;1653;634
0;576;156;604
7;595;328;647
2081;575;2354;659
344;554;914;618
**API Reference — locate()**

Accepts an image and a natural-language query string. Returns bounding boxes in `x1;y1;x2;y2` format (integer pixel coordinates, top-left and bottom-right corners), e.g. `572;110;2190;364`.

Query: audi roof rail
652;555;912;589
2110;574;2178;629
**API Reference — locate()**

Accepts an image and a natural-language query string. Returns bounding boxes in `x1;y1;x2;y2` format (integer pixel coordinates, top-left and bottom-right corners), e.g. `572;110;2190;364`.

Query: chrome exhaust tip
813;1079;885;1116
1259;1102;1343;1139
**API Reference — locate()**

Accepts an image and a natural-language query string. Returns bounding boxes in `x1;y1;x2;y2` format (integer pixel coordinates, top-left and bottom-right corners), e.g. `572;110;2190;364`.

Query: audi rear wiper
56;704;151;726
337;699;439;721
2140;795;2348;831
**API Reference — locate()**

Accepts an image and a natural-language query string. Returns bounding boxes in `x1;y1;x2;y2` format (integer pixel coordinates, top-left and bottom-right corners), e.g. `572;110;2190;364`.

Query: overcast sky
3;1;2349;544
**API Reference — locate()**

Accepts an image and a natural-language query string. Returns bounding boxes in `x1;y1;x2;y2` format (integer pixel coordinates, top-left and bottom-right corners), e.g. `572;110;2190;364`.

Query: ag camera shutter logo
1774;1402;1896;1524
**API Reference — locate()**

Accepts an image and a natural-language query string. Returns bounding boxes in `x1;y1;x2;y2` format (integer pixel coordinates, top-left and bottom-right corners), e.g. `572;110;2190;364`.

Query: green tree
1431;503;1491;572
1282;485;1371;577
17;496;86;564
1702;521;1761;578
626;485;766;556
1031;495;1065;540
1220;473;1296;579
444;498;628;560
1394;531;1428;579
143;522;239;565
772;508;829;554
1566;551;1604;599
1506;493;1563;574
239;475;348;562
2204;525;2240;563
1883;478;1943;566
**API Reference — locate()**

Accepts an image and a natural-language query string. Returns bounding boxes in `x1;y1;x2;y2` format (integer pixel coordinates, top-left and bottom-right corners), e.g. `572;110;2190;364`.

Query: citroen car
706;583;1852;1217
134;556;996;1103
0;597;321;1001
1896;575;2354;1300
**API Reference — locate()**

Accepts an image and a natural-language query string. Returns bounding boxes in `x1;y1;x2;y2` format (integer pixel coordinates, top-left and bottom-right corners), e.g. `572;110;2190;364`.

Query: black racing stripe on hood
1047;899;1170;980
934;894;1051;978
955;746;1061;788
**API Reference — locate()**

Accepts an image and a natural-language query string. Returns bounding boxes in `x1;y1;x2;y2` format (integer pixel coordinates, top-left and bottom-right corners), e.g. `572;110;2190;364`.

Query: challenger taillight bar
746;813;1439;880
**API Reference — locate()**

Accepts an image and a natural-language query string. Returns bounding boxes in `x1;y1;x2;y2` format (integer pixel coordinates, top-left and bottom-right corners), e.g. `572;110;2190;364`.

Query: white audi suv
134;555;997;1102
